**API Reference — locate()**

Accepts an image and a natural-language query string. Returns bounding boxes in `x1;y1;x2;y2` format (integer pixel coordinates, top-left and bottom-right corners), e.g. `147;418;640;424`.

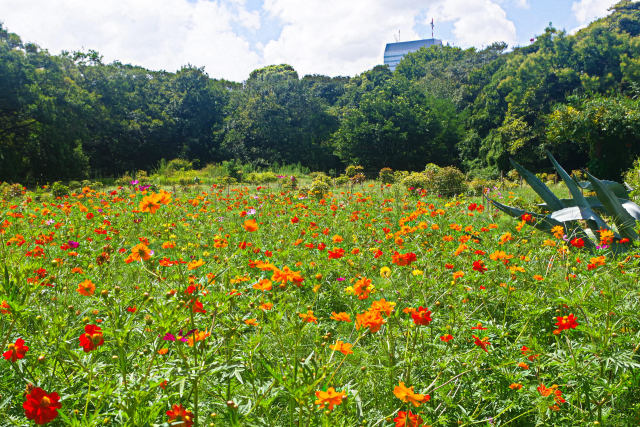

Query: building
383;38;442;71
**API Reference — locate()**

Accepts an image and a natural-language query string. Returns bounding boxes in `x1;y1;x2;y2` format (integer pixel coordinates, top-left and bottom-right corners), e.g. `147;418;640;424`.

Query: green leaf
509;158;564;211
546;150;611;232
585;171;639;241
488;197;560;233
575;180;630;199
538;197;603;211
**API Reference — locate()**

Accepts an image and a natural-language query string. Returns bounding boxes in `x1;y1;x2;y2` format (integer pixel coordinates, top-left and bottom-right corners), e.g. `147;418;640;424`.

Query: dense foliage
2;1;640;183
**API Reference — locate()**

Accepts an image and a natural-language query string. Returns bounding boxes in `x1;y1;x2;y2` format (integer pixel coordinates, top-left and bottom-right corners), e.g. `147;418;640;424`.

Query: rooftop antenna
431;18;434;39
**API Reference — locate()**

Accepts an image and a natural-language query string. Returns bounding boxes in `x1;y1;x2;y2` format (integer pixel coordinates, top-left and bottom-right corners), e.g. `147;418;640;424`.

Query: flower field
1;183;639;426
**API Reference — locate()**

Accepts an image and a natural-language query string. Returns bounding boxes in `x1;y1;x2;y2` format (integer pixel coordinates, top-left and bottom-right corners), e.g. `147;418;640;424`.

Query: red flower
440;334;453;342
570;238;584;248
472;260;487;273
291;216;299;224
328;247;345;259
554;313;578;333
472;335;491;352
166;404;194;427
79;324;104;352
394;409;424;427
392;251;417;266
411;307;432;326
23;387;61;425
3;337;29;362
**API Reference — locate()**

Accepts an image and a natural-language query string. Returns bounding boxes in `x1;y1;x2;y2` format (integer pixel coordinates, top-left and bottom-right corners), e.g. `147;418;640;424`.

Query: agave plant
488;150;640;253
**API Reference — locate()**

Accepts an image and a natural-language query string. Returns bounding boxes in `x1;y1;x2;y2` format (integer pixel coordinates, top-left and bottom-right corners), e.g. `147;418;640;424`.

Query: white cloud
261;0;517;77
572;0;616;25
0;0;262;81
261;0;424;77
427;0;517;48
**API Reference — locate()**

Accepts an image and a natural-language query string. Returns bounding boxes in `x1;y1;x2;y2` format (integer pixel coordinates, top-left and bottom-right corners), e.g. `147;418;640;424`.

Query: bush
623;157;640;199
468;178;494;196
309;179;330;199
350;173;366;185
334;175;349;186
0;182;24;198
116;174;134;186
345;165;363;178
281;175;298;191
379;167;395;184
167;158;193;172
393;170;409;183
430;166;467;196
401;172;430;190
221;160;243;182
246;171;279;184
51;181;70;198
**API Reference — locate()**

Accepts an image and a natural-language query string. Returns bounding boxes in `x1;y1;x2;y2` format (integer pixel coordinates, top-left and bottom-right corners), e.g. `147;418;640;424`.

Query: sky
0;0;619;81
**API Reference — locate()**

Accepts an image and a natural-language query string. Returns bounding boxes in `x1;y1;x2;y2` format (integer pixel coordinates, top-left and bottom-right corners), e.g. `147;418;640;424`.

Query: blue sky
0;0;617;81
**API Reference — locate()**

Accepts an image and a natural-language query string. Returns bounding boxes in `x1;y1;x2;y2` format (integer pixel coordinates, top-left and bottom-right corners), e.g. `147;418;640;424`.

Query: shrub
221;160;243;182
623;157;640;199
0;182;24;198
401;172;430;190
393;170;409;182
334;175;349;186
51;181;70;198
468;178;494;196
345;165;363;178
379;167;395;184
350;173;366;185
309;179;330;199
167;158;193;172
281;176;298;191
430;166;467;196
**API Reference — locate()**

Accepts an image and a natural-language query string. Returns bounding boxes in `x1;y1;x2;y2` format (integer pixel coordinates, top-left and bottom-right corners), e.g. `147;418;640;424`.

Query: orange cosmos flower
187;259;204;270
243;219;258;232
353;276;374;299
510;383;523;390
271;266;303;286
329;340;353;355
355;310;385;333
76;279;96;296
127;243;153;262
393;382;430;407
315;387;346;411
394;410;424;427
244;318;258;326
252;279;273;291
298;310;318;323
370;298;395;316
139;195;161;214
330;312;351;322
259;302;273;311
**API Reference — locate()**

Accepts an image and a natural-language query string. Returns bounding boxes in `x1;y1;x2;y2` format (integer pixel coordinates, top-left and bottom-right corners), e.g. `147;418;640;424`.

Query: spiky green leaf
546;150;611;232
509;158;564;211
585;171;639;241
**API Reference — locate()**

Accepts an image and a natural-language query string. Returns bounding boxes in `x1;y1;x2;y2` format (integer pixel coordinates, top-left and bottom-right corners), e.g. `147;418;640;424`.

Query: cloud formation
0;0;616;81
572;0;616;25
0;0;262;81
427;0;517;48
